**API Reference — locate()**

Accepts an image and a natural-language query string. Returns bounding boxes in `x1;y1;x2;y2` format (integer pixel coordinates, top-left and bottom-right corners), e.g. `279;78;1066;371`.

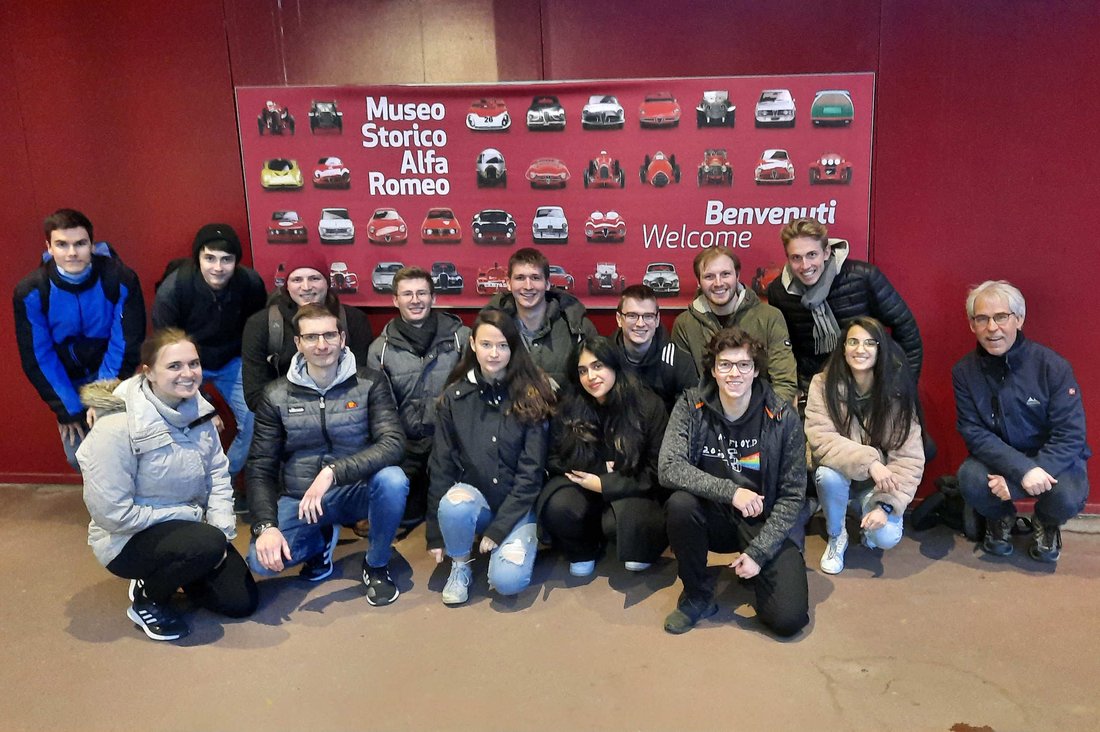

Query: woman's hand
566;470;603;493
429;548;444;564
861;506;888;531
869;460;901;494
732;487;763;518
479;536;497;554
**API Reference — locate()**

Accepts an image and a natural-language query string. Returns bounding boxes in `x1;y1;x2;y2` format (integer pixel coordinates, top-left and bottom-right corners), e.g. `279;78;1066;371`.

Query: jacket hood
80;379;125;415
692;378;787;424
287;348;358;393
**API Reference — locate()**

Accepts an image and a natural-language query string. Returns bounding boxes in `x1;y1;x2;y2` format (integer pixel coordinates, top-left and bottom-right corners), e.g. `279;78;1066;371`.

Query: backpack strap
267;304;283;368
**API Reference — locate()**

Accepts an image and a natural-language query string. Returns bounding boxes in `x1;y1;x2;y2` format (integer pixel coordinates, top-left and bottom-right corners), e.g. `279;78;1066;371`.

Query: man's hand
730;553;761;579
1021;467;1057;496
869;460;901;494
861;506;888;531
565;470;603;493
428;548;444;564
256;527;292;572
479;536;497;554
58;421;86;446
987;474;1011;501
298;466;335;523
732;487;763;518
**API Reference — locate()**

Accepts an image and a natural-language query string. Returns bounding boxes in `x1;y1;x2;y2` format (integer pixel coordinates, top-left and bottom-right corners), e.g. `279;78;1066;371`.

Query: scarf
393;311;439;357
786;259;841;355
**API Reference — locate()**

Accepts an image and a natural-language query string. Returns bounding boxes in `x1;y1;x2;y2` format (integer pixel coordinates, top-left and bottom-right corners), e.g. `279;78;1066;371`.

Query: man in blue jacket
953;280;1090;563
13;209;145;470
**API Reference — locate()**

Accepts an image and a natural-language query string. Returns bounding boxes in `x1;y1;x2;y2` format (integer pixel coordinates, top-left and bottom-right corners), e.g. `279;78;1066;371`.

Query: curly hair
702;327;765;378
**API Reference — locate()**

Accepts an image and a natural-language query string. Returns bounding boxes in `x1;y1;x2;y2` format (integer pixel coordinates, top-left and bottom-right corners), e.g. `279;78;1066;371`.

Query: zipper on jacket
319;395;334;452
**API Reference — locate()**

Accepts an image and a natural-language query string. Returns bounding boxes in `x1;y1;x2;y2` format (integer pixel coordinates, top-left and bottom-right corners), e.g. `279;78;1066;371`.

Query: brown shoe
352;519;371;538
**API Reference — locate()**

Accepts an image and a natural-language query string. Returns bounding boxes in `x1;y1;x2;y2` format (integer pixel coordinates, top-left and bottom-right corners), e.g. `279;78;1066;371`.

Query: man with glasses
247;304;409;605
671;246;797;403
612;284;698;411
953;280;1089;563
367;266;469;526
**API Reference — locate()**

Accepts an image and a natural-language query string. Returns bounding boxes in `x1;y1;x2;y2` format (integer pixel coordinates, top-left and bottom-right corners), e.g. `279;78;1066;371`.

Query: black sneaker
299;525;340;582
127;596;190;641
1028;518;1062;563
663;594;718;635
981;514;1015;556
362;561;400;606
128;578;144;602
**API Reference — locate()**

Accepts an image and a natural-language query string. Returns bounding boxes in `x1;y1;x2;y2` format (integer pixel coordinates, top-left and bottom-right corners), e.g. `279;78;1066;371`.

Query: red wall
2;0;1097;506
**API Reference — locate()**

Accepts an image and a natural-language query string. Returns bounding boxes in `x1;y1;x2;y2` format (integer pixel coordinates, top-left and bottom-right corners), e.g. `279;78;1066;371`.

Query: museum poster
236;74;873;307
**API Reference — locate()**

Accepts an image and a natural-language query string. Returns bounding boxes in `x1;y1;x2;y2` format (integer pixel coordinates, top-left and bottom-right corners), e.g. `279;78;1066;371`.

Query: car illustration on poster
584;210;626;242
472;209;517;244
808;153;852;184
638;92;681;128
811;90;854;126
258;101;294;135
267;210;308;243
431;261;464;294
548;265;575;292
583;151;625;188
526;95;566;130
754;149;795;184
755;89;796;127
525;158;570;188
368;207;408;244
261;159;304;189
372;262;404;293
643;262;680;296
273;263;287;289
466;98;510;130
581;95;625;129
313;156;350;188
698;148;733;186
329;262;358;294
476;262;508;295
696;90;736;127
421;207;462;243
532;206;568;243
309;100;343;133
640;152;681;187
587;262;625;296
318;207;354;243
751;264;783;297
476;148;507;187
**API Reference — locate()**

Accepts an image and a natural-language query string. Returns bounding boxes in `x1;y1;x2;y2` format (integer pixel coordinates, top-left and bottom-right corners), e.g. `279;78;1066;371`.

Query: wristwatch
251;521;276;538
876;501;894;515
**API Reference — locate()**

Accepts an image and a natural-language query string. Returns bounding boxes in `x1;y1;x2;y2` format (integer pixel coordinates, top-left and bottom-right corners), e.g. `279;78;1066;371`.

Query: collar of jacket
109;375;215;454
490;288;588;336
780;238;852;294
692;379;786;424
613;325;672;368
286;348;358;394
46;256;107;293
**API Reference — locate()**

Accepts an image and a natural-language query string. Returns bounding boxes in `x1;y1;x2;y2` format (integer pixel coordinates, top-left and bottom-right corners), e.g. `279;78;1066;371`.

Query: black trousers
541;482;667;563
665;490;808;637
106;520;258;618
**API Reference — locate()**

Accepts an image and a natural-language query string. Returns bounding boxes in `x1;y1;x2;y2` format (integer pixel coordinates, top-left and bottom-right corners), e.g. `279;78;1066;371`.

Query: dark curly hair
702;327;765;378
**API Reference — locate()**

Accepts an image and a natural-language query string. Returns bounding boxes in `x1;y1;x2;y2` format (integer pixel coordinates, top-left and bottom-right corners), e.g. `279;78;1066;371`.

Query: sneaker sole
365;586;400;607
126;606;188;642
819;563;844;575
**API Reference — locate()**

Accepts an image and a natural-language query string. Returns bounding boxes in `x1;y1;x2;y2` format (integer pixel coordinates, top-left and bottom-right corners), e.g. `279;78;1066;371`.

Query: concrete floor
2;484;1098;732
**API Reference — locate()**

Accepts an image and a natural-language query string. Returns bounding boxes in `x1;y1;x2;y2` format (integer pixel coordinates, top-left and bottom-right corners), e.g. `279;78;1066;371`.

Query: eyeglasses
298;331;341;345
715;360;755;375
970;312;1015;327
844;337;879;349
619;312;658;324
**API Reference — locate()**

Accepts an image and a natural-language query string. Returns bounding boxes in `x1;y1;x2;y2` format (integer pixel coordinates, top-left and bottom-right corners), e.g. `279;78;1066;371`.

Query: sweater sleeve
658;392;738;503
804;374;880;480
870;417;924;513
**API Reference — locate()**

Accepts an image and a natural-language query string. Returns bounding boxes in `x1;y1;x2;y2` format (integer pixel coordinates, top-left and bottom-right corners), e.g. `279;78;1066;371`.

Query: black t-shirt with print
697;381;765;492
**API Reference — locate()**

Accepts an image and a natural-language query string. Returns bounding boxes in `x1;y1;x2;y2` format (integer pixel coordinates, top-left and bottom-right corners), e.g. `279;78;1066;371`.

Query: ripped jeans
437;483;537;596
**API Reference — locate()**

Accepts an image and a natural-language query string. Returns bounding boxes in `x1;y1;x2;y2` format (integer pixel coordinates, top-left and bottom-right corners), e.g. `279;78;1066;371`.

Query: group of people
14;208;1089;642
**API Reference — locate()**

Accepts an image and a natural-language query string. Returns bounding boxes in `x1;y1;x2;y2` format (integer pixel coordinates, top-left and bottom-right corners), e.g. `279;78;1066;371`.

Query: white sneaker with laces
820;530;849;575
442;559;473;605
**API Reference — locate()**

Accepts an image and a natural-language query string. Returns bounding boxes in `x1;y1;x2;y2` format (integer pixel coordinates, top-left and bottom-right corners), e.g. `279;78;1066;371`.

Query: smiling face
970;292;1024;356
198;246;237;291
699;254;738;311
711;346;757;404
144;340;202;407
286;268;328;306
843;324;879;378
784;235;830;286
46;226;93;275
471;323;511;381
507;263;548;312
616;296;659;349
577;348;617;403
393;276;434;324
294;314;345;370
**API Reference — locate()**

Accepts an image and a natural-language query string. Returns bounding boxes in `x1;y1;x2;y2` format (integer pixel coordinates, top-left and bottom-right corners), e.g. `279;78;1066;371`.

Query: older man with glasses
953;280;1090;563
611;284;698;411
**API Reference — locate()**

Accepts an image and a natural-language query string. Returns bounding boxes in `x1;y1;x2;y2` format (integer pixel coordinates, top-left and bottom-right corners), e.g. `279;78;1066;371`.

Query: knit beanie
284;251;329;281
192;223;243;263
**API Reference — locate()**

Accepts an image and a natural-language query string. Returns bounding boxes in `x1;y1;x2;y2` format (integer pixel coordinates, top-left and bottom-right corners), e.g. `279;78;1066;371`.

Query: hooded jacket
483;289;598;388
76;375;235;566
246;350;406;530
766;242;922;385
670;286;797;404
658;380;805;566
612;325;699;412
804;372;924;514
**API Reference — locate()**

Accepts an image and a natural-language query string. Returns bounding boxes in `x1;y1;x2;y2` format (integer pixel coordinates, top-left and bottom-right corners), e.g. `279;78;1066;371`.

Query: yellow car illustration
260;158;304;189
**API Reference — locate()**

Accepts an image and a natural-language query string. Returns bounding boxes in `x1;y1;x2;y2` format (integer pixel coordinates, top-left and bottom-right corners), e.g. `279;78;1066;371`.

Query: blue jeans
815;466;903;549
247;465;408;575
957;456;1089;525
437;483;538;596
202;358;252;477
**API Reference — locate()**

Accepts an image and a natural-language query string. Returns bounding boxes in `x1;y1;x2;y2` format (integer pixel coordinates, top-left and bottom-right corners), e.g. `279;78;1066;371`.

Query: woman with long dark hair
806;316;925;574
426;310;556;605
538;336;669;577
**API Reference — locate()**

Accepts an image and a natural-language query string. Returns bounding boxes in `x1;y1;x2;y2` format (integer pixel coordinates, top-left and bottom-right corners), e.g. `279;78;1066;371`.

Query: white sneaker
623;561;651;572
569;560;596;577
442;559;473;605
820;530;848;575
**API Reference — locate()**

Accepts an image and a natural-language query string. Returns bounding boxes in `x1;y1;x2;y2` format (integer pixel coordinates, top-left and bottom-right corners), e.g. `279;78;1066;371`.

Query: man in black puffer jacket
766;218;922;391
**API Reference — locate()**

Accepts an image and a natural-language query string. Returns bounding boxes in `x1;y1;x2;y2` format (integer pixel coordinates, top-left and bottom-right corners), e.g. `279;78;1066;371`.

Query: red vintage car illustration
584;210;626;242
266;210;308;244
329;261;358;295
476;262;509;295
754;149;795;185
466;98;510;131
638;92;681;128
367;207;408;244
808;153;853;184
258;101;294;135
640;151;681;187
548;264;575;292
313;156;351;188
583;151;625;188
421;207;462;243
698;148;733;186
587;262;626;296
525;158;570;188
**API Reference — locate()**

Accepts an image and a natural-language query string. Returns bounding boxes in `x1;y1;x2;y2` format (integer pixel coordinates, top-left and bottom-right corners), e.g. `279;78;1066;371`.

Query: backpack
155;257;191;294
266;302;349;368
